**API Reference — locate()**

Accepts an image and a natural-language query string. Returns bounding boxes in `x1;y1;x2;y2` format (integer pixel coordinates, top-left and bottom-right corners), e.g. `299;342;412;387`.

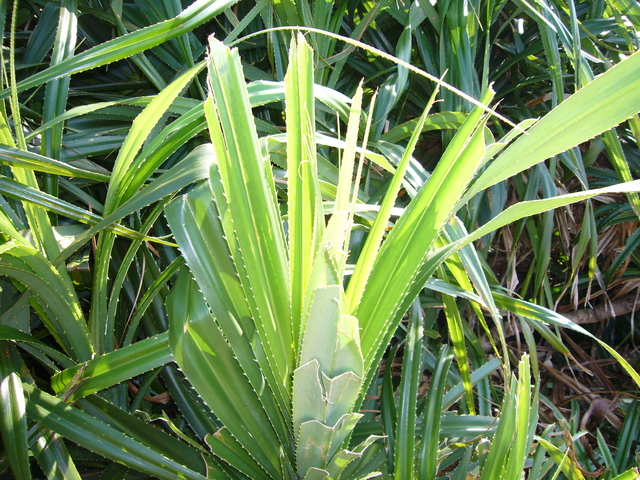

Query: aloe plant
2;1;640;478
161;34;640;479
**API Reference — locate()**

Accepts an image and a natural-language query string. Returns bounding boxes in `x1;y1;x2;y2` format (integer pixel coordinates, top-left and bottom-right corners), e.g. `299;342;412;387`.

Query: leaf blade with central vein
23;384;217;480
50;332;172;401
0;0;239;98
167;270;283;479
354;90;493;397
286;33;323;349
165;182;291;450
205;37;292;398
464;49;640;201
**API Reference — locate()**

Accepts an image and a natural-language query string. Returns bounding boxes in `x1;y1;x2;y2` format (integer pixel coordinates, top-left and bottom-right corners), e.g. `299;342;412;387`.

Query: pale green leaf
206;37;292;397
466;49;640;200
167;270;285;478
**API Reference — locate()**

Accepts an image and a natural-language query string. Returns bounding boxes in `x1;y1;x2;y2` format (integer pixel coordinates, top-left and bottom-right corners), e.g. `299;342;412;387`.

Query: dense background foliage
1;0;640;478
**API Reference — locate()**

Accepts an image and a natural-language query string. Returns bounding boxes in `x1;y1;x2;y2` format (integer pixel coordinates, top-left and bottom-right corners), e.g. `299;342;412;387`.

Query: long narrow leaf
346;88;438;309
418;346;453;479
495;293;640;386
440;285;476;415
40;0;77;203
0;343;30;480
165;182;291;449
287;34;323;346
356;90;493;399
0;145;109;181
0;325;74;369
76;395;208;474
0;175;168;246
0;244;93;362
23;384;216;480
465;49;640;200
205;37;292;397
504;355;536;479
32;431;82;480
55;143;214;266
167;270;285;479
105;62;205;211
50;333;172;401
394;300;424;480
479;376;517;480
0;0;238;98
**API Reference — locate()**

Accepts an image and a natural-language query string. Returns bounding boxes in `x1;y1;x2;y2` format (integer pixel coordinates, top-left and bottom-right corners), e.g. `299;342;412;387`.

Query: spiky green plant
157;34;640;479
2;1;640;479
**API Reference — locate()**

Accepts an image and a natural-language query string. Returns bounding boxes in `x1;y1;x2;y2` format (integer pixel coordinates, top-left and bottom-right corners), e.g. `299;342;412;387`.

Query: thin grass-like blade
609;0;640;28
21;3;58;65
112;4;167;91
490;283;640;386
417;345;453;479
26;81;349;144
89;59;204;355
320;82;364;285
4;52;61;261
393;300;423;480
595;428;617;476
75;395;208;475
440;283;475;416
121;256;184;347
56;144;214;265
356;90;493;398
381;342;398;471
605;226;640;285
420;181;640;318
103;198;171;355
613;400;640;473
104;63;205;211
441;357;501;410
73;34;202;356
0;209;30;246
478;376;517;480
346;89;438;309
0;343;30;480
0;0;238;98
0;145;109;181
442;218;501;320
536;437;586;480
612;469;640;480
504;355;536;479
41;0;77;202
0;175;165;245
0;325;74;369
379;112;466;143
439;219;503;370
